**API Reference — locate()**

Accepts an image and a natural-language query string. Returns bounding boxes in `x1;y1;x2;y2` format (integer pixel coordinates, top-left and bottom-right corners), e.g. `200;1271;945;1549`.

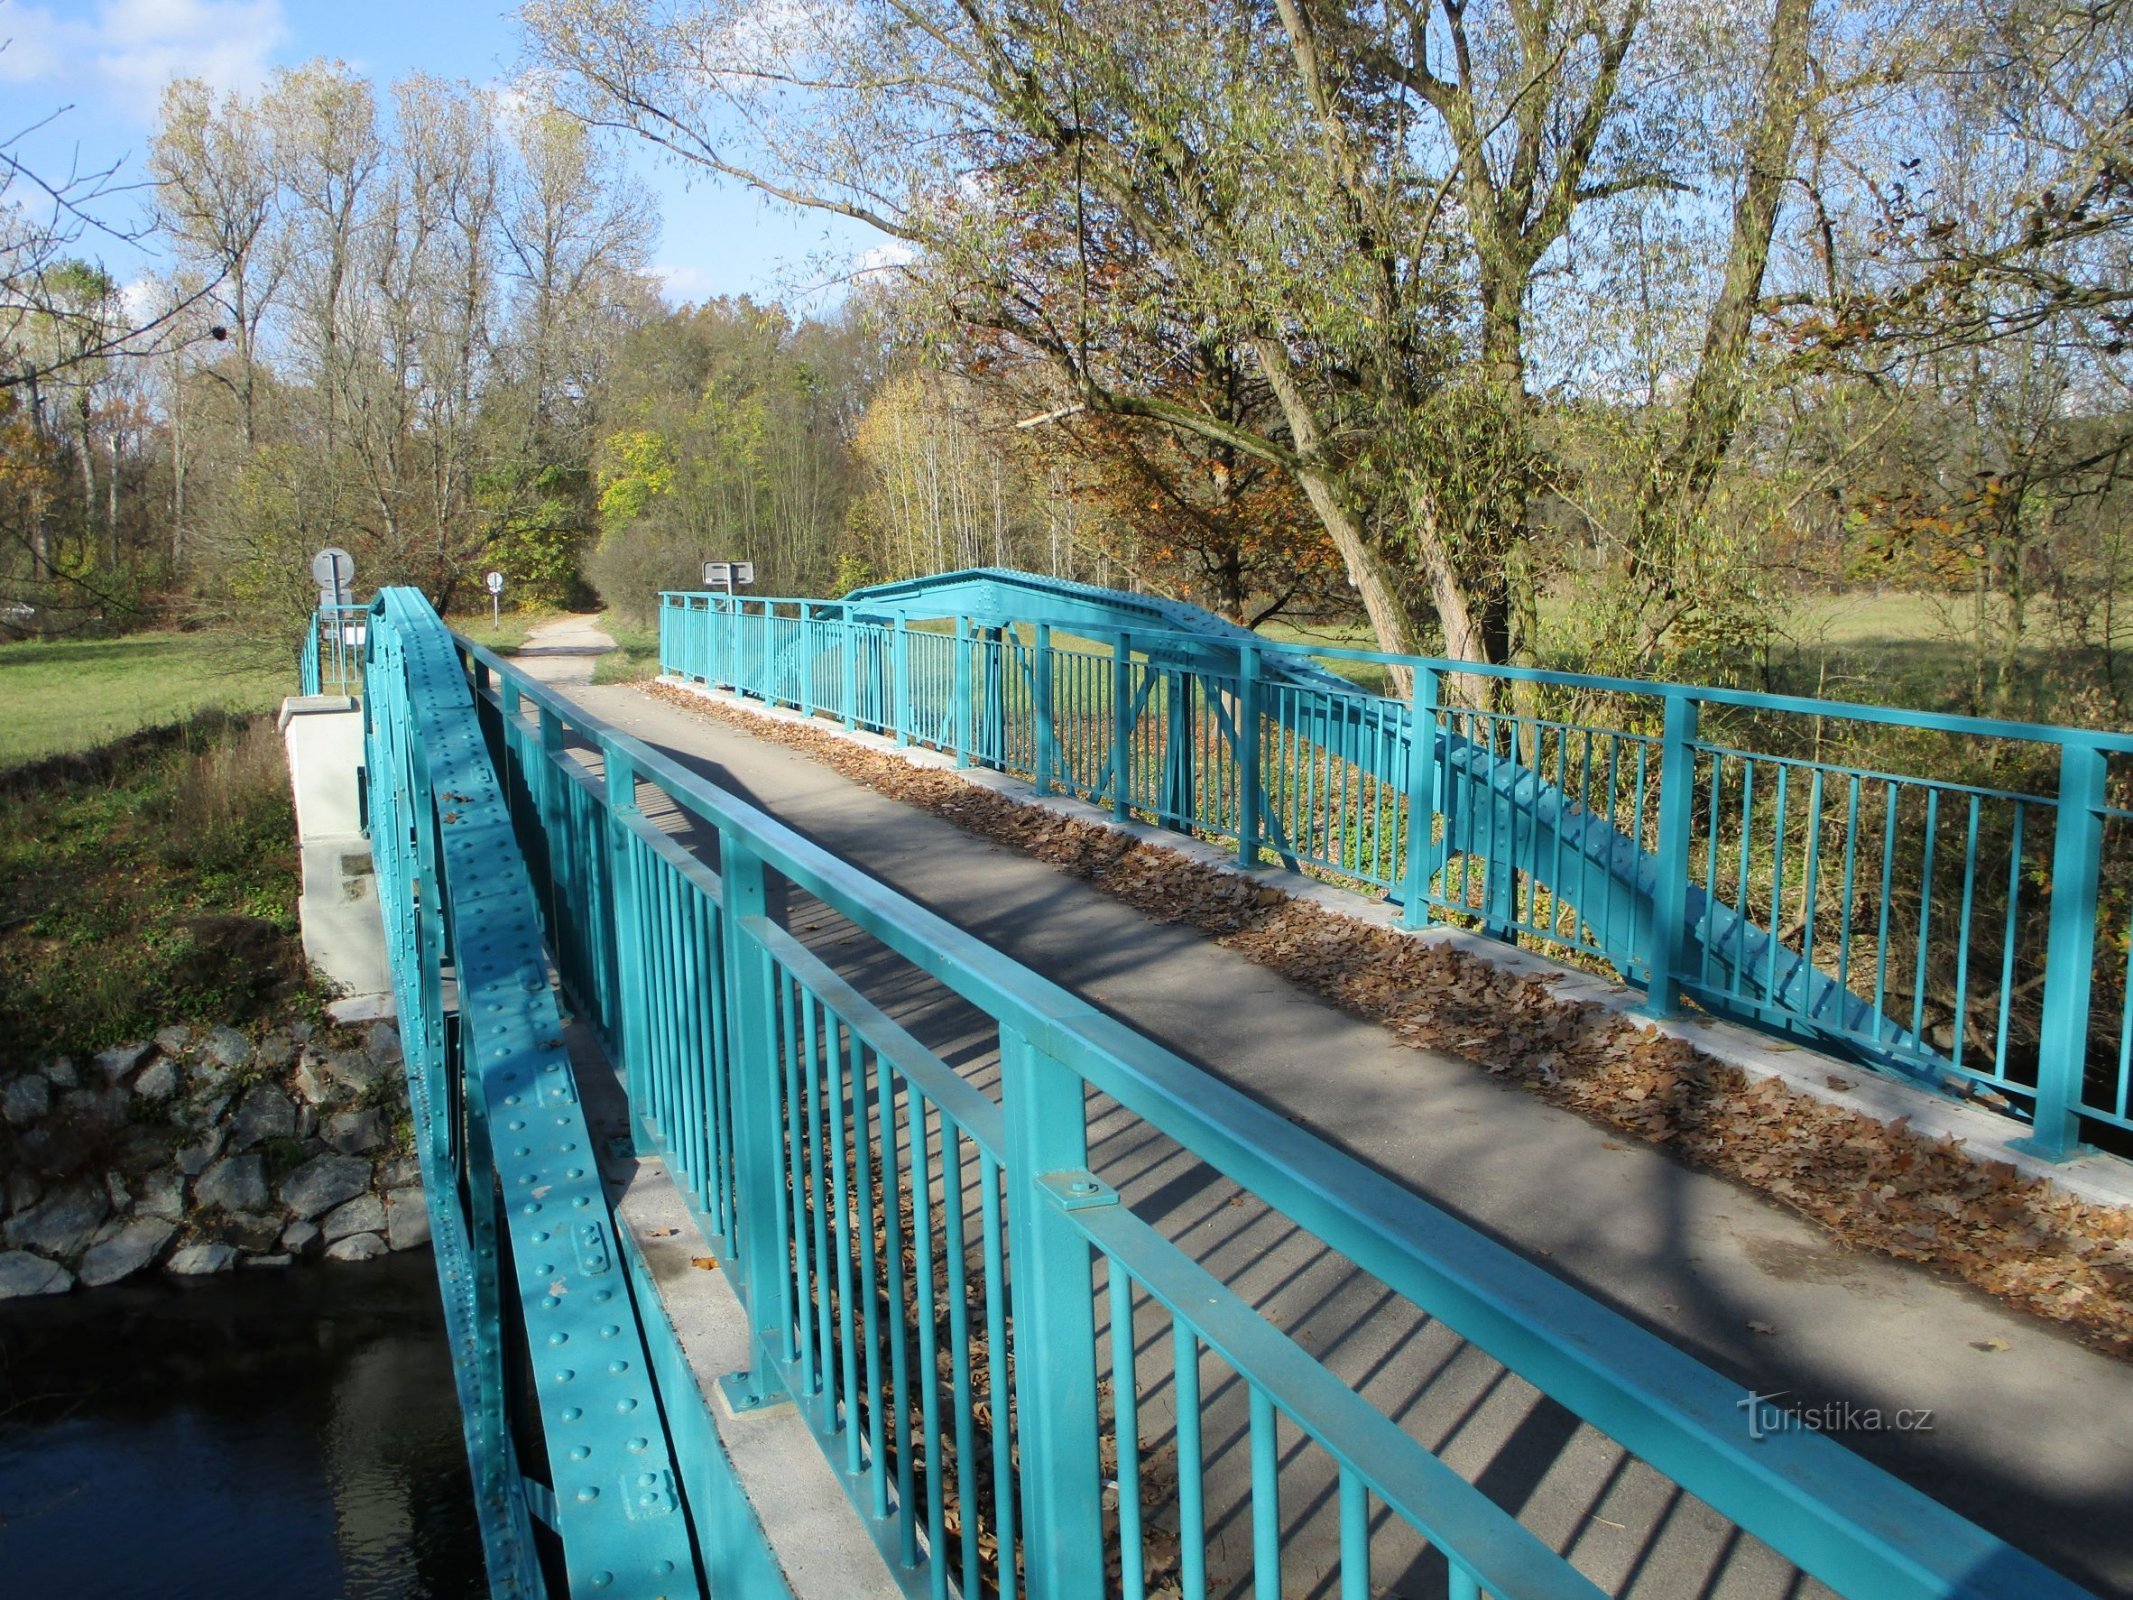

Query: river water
0;1251;486;1598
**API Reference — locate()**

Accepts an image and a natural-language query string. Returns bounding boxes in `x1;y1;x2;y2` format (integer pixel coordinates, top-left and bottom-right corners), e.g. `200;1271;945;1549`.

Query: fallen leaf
691;1256;719;1271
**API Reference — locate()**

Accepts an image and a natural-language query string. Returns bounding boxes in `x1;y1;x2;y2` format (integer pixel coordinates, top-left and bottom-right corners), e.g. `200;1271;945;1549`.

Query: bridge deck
529;659;2131;1598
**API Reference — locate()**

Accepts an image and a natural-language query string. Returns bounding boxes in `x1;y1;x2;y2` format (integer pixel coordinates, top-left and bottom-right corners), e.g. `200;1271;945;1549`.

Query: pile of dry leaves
646;683;2133;1359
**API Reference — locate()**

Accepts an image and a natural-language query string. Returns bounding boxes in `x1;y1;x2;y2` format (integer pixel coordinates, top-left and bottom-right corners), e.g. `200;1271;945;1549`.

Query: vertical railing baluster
999;1025;1104;1600
1112;634;1133;820
1109;1264;1143;1600
1033;623;1055;794
2021;742;2106;1159
1337;1466;1370;1600
1236;641;1261;868
1645;692;1700;1015
714;826;790;1408
894;615;913;747
954;616;973;767
1402;667;1439;928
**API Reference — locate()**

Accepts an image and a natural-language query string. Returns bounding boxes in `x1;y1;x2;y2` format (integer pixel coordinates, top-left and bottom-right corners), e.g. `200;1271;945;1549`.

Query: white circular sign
310;547;355;586
485;571;505;595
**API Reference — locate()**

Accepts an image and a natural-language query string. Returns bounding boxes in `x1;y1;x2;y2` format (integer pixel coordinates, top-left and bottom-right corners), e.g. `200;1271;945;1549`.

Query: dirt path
511;613;615;688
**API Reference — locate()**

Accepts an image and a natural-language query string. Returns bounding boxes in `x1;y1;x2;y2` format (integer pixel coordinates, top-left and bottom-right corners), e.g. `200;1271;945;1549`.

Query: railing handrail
460;624;2091;1600
658;589;2133;754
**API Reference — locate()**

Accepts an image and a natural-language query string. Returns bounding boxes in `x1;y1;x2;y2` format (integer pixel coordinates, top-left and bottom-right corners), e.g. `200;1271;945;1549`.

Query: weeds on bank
0;712;322;1062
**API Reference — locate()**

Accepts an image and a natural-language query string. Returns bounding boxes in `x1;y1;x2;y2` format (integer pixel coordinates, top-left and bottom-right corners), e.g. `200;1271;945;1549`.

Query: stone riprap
0;1016;426;1296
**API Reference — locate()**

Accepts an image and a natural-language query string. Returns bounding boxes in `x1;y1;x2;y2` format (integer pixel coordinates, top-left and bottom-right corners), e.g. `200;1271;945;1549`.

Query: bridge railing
417;589;2094;1598
298;603;368;696
659;591;2133;1162
361;590;701;1598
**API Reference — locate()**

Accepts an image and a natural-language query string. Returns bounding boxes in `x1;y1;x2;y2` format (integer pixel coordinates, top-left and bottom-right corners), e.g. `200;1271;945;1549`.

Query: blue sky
0;0;879;305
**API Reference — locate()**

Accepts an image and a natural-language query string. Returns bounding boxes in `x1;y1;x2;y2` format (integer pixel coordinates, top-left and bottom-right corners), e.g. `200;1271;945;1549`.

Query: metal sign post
485;570;504;628
702;560;755;606
310;546;355;612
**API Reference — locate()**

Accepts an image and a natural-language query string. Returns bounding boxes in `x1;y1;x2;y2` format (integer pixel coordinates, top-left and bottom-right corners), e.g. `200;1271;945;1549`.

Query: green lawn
591;615;661;684
0;711;323;1059
449;609;550;655
0;632;293;769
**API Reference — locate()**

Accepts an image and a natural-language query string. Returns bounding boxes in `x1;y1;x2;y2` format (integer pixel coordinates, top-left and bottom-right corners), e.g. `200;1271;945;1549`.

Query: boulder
243;1253;294;1269
255;1031;297;1072
384;1188;431;1252
291;1052;337;1107
12;1128;61;1178
5;1168;42;1217
323;1108;390;1155
0;1250;72;1298
279;1154;372;1220
134;1171;185;1222
376;1155;423;1190
324;1232;388;1263
321;1194;385;1243
103;1170;133;1213
111;1126;175;1176
3;1073;50;1127
2;1183;109;1258
215;1211;285;1252
58;1087;124;1133
280;1218;322;1257
366;1022;403;1069
77;1220;178;1287
174;1129;226;1178
229;1084;296;1153
154;1024;192;1057
321;1048;382;1099
166;1241;238;1276
132;1057;179;1103
180;1091;232;1131
194;1153;270;1216
197;1025;255;1074
94;1041;154;1084
44;1057;78;1089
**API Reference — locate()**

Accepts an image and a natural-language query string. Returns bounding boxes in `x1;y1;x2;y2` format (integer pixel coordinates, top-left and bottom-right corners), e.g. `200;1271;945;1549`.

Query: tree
524;0;1832;694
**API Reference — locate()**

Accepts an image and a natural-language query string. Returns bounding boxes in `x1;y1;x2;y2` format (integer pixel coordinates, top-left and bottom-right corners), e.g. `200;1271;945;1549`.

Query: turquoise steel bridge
331;574;2125;1599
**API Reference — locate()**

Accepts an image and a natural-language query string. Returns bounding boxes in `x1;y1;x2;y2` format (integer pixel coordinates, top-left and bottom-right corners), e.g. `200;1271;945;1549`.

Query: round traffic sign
485;571;505;595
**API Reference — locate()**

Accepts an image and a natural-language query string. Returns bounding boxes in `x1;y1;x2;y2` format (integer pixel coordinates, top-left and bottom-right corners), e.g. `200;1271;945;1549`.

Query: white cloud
0;0;286;107
652;262;712;306
120;271;160;320
852;239;913;277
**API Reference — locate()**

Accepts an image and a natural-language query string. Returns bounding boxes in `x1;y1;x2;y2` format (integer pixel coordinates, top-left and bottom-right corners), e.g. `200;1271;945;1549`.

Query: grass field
448;610;547;655
0;632;293;769
1258;591;2080;714
591;614;661;684
0;713;323;1058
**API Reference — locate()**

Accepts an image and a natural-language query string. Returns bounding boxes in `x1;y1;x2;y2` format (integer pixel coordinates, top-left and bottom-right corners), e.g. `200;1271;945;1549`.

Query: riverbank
1;1013;426;1294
